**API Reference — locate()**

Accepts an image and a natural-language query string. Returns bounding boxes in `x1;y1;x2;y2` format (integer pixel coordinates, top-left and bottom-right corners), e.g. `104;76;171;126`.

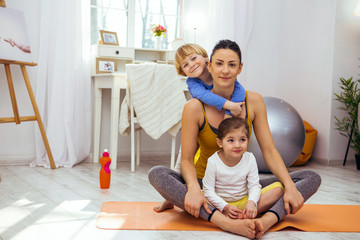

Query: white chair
125;62;185;172
129;98;177;172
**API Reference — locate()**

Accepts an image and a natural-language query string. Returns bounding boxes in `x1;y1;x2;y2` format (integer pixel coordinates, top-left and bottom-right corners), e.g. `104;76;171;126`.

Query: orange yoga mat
96;201;360;232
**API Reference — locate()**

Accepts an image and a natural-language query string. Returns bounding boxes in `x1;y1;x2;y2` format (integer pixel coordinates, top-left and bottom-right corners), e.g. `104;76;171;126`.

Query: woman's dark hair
210;39;242;64
217;117;249;140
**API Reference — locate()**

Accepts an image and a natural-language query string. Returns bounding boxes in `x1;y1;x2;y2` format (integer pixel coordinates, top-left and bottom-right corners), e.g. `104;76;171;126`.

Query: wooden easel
0;59;56;169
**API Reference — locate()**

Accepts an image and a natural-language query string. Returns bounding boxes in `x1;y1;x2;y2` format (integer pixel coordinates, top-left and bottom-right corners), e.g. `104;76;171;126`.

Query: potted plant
334;74;360;170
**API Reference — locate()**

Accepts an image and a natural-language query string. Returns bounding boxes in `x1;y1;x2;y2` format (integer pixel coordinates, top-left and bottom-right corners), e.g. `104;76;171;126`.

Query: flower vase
155;36;161;49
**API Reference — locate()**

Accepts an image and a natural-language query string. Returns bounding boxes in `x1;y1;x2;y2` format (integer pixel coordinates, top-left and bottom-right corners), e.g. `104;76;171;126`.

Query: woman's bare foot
253;219;265;238
211;210;258;239
257;211;278;232
153;200;174;213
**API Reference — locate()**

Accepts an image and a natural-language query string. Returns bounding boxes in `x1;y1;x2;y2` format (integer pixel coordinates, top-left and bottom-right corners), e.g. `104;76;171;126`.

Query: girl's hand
223;204;242;219
243;201;257;219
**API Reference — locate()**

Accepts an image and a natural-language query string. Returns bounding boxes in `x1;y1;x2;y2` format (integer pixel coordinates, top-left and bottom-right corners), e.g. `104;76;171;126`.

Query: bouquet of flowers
151;24;167;37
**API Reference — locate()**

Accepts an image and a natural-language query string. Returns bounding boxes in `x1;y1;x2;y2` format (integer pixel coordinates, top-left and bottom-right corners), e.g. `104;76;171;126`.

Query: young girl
175;43;245;118
203;117;284;219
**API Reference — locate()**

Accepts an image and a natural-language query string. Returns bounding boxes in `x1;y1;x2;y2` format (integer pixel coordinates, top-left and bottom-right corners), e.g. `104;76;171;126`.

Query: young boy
175;43;245;117
203;117;284;220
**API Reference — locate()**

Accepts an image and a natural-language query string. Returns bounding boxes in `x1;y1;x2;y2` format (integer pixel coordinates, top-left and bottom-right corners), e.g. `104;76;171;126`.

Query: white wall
0;0;41;164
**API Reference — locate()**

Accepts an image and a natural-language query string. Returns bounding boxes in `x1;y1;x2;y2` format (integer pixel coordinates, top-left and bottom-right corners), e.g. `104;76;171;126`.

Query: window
91;0;183;49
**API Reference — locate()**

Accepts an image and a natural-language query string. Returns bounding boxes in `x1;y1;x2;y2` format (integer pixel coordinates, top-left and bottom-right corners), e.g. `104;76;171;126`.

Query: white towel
119;63;186;140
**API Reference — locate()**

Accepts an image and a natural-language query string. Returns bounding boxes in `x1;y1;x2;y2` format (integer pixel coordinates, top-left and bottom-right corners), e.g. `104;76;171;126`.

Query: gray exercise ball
248;97;305;173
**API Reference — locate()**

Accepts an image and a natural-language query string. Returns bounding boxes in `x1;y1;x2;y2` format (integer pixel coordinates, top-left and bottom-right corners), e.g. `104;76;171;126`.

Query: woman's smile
219;76;231;80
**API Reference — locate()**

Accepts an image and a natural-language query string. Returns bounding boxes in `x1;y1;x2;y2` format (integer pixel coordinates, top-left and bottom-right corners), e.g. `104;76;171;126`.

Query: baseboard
328;158;355;166
310;157;356;166
0;152;175;166
0;155;34;166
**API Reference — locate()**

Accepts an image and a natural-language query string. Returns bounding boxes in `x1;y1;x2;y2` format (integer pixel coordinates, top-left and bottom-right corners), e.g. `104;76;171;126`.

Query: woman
148;40;321;239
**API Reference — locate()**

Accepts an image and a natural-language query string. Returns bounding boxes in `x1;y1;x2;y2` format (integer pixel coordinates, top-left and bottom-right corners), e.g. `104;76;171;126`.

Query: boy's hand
222;204;242;219
228;101;245;117
243;201;257;219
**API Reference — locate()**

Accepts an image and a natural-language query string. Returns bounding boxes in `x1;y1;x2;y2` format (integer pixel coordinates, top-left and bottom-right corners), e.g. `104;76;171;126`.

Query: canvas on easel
0;7;33;63
0;5;56;168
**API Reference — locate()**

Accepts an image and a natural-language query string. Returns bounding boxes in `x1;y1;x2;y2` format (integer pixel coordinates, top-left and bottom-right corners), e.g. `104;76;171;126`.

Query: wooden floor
0;158;359;240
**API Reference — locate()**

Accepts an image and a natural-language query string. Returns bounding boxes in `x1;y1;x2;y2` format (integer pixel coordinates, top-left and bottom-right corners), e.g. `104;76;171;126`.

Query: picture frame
96;58;117;74
100;30;119;46
0;0;6;8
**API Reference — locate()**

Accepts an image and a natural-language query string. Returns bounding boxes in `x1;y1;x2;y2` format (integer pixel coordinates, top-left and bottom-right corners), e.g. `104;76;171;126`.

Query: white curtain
31;0;91;168
207;0;253;85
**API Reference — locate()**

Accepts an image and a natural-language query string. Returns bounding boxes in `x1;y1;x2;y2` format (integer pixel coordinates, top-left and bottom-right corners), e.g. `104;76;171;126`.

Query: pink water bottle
100;149;111;189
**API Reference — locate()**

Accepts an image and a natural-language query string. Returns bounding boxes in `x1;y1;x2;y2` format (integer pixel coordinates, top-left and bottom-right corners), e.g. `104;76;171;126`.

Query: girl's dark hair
217;117;249;140
210;39;242;64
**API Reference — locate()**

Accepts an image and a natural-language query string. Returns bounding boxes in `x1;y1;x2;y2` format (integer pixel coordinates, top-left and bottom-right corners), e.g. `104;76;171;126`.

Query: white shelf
91;44;176;76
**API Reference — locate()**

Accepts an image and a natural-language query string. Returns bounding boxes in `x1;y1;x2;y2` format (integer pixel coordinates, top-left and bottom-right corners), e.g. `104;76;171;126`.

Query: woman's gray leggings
148;166;321;222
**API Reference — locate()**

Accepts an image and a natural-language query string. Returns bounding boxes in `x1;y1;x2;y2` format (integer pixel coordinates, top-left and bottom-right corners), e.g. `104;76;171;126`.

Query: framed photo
96;58;117;74
100;30;119;46
0;0;6;7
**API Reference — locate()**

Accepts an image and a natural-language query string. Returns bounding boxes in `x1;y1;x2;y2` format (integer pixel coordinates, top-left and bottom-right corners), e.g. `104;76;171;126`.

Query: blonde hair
174;43;208;76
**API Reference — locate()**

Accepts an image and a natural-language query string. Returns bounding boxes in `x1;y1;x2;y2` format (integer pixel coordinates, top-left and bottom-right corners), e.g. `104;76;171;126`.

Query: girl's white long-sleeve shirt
203;151;261;212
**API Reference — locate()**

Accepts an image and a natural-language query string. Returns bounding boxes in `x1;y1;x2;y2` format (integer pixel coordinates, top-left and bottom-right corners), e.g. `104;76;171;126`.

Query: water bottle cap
102;149;109;157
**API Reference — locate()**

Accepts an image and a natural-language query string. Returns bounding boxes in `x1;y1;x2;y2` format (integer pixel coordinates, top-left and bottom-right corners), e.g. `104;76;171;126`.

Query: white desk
93;73;127;169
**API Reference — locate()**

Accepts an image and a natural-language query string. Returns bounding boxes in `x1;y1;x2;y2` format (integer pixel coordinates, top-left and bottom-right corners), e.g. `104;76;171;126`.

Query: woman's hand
283;185;304;214
223;204;242;219
184;187;211;218
243;200;257;219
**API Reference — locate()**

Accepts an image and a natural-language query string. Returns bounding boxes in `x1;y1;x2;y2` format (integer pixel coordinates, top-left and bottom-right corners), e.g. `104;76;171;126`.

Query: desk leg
93;86;102;163
109;87;120;169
